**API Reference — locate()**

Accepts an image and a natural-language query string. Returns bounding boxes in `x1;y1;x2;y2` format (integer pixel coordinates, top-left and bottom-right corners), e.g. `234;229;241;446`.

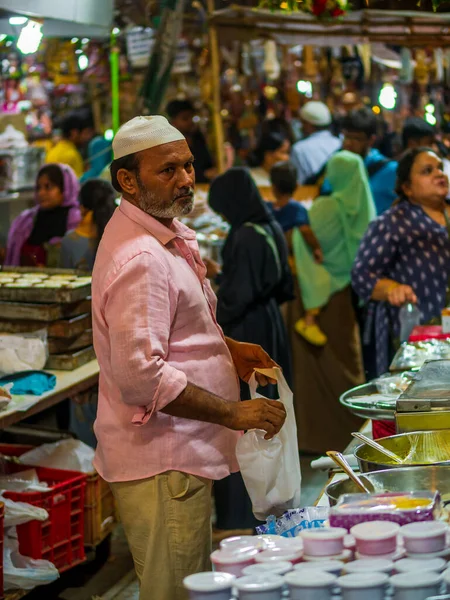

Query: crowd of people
2;99;450;599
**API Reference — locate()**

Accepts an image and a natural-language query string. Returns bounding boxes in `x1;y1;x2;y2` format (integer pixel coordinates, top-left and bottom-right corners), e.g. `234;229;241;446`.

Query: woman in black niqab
209;167;294;531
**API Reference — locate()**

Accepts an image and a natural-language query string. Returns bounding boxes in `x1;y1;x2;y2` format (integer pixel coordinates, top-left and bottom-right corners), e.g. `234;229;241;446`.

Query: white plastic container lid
396;557;447;573
220;535;257;550
211;547;259;565
234;574;285;592
242;561;293;576
351;521;400;540
294;560;343;575
345;558;394;574
254;535;292;549
339;573;389;589
400;521;448;538
285;570;337;588
300;527;347;540
255;547;303;563
391;571;442;589
183;571;236;591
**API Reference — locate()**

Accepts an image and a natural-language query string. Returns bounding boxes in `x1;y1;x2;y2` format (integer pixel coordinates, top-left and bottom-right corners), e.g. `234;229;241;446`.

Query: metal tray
45;346;96;371
340;382;396;421
0;298;91;322
0;267;91;304
48;330;93;354
0;313;91;338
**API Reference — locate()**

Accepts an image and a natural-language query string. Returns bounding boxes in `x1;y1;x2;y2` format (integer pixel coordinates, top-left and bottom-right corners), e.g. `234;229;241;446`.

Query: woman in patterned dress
352;148;450;438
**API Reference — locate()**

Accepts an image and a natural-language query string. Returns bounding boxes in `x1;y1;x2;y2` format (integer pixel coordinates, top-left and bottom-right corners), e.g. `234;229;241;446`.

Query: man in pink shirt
91;116;286;600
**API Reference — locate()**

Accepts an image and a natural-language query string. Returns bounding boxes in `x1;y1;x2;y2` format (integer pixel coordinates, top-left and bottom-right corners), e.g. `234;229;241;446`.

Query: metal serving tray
0;298;91;322
45;346;96;371
340;382;396;421
0;267;91;304
0;313;91;338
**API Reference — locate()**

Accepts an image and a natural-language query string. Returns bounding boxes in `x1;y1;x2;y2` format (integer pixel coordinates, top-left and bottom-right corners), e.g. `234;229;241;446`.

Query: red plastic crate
2;463;86;572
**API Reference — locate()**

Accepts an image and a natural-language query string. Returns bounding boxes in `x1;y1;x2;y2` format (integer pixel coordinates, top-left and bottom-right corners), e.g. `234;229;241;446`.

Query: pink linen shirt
92;199;241;483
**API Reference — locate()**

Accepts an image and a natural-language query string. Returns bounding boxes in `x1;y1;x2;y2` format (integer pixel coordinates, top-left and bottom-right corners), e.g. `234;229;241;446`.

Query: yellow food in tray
4;282;30;288
34;282;64;289
48;274;76;281
21;272;48;279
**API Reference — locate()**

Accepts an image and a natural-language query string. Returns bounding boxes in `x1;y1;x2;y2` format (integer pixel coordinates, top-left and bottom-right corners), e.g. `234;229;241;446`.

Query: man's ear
117;169;138;197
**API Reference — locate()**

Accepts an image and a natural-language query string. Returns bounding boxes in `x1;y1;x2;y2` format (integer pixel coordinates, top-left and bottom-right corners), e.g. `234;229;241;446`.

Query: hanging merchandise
341;47;364;90
303;46;317;79
140;0;187;113
414;49;430;87
357;44;371;81
263;40;280;82
399;47;413;84
126;27;155;69
434;48;444;83
445;49;450;84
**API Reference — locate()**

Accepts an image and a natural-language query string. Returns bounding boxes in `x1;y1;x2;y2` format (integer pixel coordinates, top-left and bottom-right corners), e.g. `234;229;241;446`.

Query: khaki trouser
111;471;212;600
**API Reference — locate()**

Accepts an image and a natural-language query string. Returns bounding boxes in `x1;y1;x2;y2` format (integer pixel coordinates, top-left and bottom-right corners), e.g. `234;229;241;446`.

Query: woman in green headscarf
288;150;375;453
293;150;376;346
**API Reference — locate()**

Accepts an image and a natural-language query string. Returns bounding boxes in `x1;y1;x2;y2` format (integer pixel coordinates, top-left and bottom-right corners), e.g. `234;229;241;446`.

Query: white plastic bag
236;367;301;520
0;330;48;376
0;496;48;528
4;530;59;591
20;439;95;473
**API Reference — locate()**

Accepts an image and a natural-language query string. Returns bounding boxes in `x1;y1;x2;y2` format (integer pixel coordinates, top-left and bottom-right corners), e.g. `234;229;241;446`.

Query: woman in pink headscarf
5;163;81;267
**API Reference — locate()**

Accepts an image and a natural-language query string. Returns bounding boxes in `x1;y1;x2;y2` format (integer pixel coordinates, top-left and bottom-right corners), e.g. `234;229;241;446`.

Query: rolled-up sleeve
103;251;187;423
352;217;397;303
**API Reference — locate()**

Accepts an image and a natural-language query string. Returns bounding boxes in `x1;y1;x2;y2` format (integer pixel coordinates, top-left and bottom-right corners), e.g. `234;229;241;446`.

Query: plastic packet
0;330;48;376
390;340;450;371
19;439;94;473
330;491;441;529
4;529;59;591
256;507;330;537
0;468;48;493
374;372;415;396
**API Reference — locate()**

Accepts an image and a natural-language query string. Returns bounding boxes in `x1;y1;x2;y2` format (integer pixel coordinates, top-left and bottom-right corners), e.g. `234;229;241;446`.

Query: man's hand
226;338;279;386
225;399;286;440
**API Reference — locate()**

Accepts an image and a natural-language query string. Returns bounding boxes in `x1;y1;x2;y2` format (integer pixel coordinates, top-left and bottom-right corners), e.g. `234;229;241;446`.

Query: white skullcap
299;101;332;127
112;115;185;160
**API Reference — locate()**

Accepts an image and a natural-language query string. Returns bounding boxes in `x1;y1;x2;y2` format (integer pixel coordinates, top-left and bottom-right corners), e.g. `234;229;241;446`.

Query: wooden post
207;0;226;173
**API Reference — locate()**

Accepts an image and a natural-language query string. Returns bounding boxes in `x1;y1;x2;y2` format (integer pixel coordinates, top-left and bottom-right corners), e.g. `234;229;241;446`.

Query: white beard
137;185;194;219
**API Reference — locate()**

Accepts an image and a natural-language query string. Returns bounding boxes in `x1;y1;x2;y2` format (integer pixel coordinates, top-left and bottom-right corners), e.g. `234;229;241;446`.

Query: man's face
118;140;196;220
171;110;196;136
342;130;373;158
70;126;94;147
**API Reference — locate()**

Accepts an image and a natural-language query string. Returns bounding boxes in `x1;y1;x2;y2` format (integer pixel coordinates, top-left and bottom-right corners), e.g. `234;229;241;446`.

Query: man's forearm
161;382;233;427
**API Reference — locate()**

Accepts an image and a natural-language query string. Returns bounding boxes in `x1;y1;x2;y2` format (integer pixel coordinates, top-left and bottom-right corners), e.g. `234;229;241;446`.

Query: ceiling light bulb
9;16;28;26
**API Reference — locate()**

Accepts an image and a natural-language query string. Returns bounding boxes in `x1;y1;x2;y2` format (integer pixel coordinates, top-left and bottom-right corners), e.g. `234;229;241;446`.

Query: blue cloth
321;149;397;215
364;148;398;215
0;371;56;396
268;200;309;232
291;130;342;185
352;200;450;375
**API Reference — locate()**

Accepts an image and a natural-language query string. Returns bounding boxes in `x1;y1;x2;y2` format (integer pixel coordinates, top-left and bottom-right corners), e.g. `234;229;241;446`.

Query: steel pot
354;430;450;473
326;465;450;506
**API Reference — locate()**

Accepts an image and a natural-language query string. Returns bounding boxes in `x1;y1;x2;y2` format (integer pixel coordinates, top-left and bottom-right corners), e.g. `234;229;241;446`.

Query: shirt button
186;253;192;260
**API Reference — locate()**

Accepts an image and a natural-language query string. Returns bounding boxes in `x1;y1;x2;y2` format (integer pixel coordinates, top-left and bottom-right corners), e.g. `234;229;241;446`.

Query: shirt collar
119;198;196;246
